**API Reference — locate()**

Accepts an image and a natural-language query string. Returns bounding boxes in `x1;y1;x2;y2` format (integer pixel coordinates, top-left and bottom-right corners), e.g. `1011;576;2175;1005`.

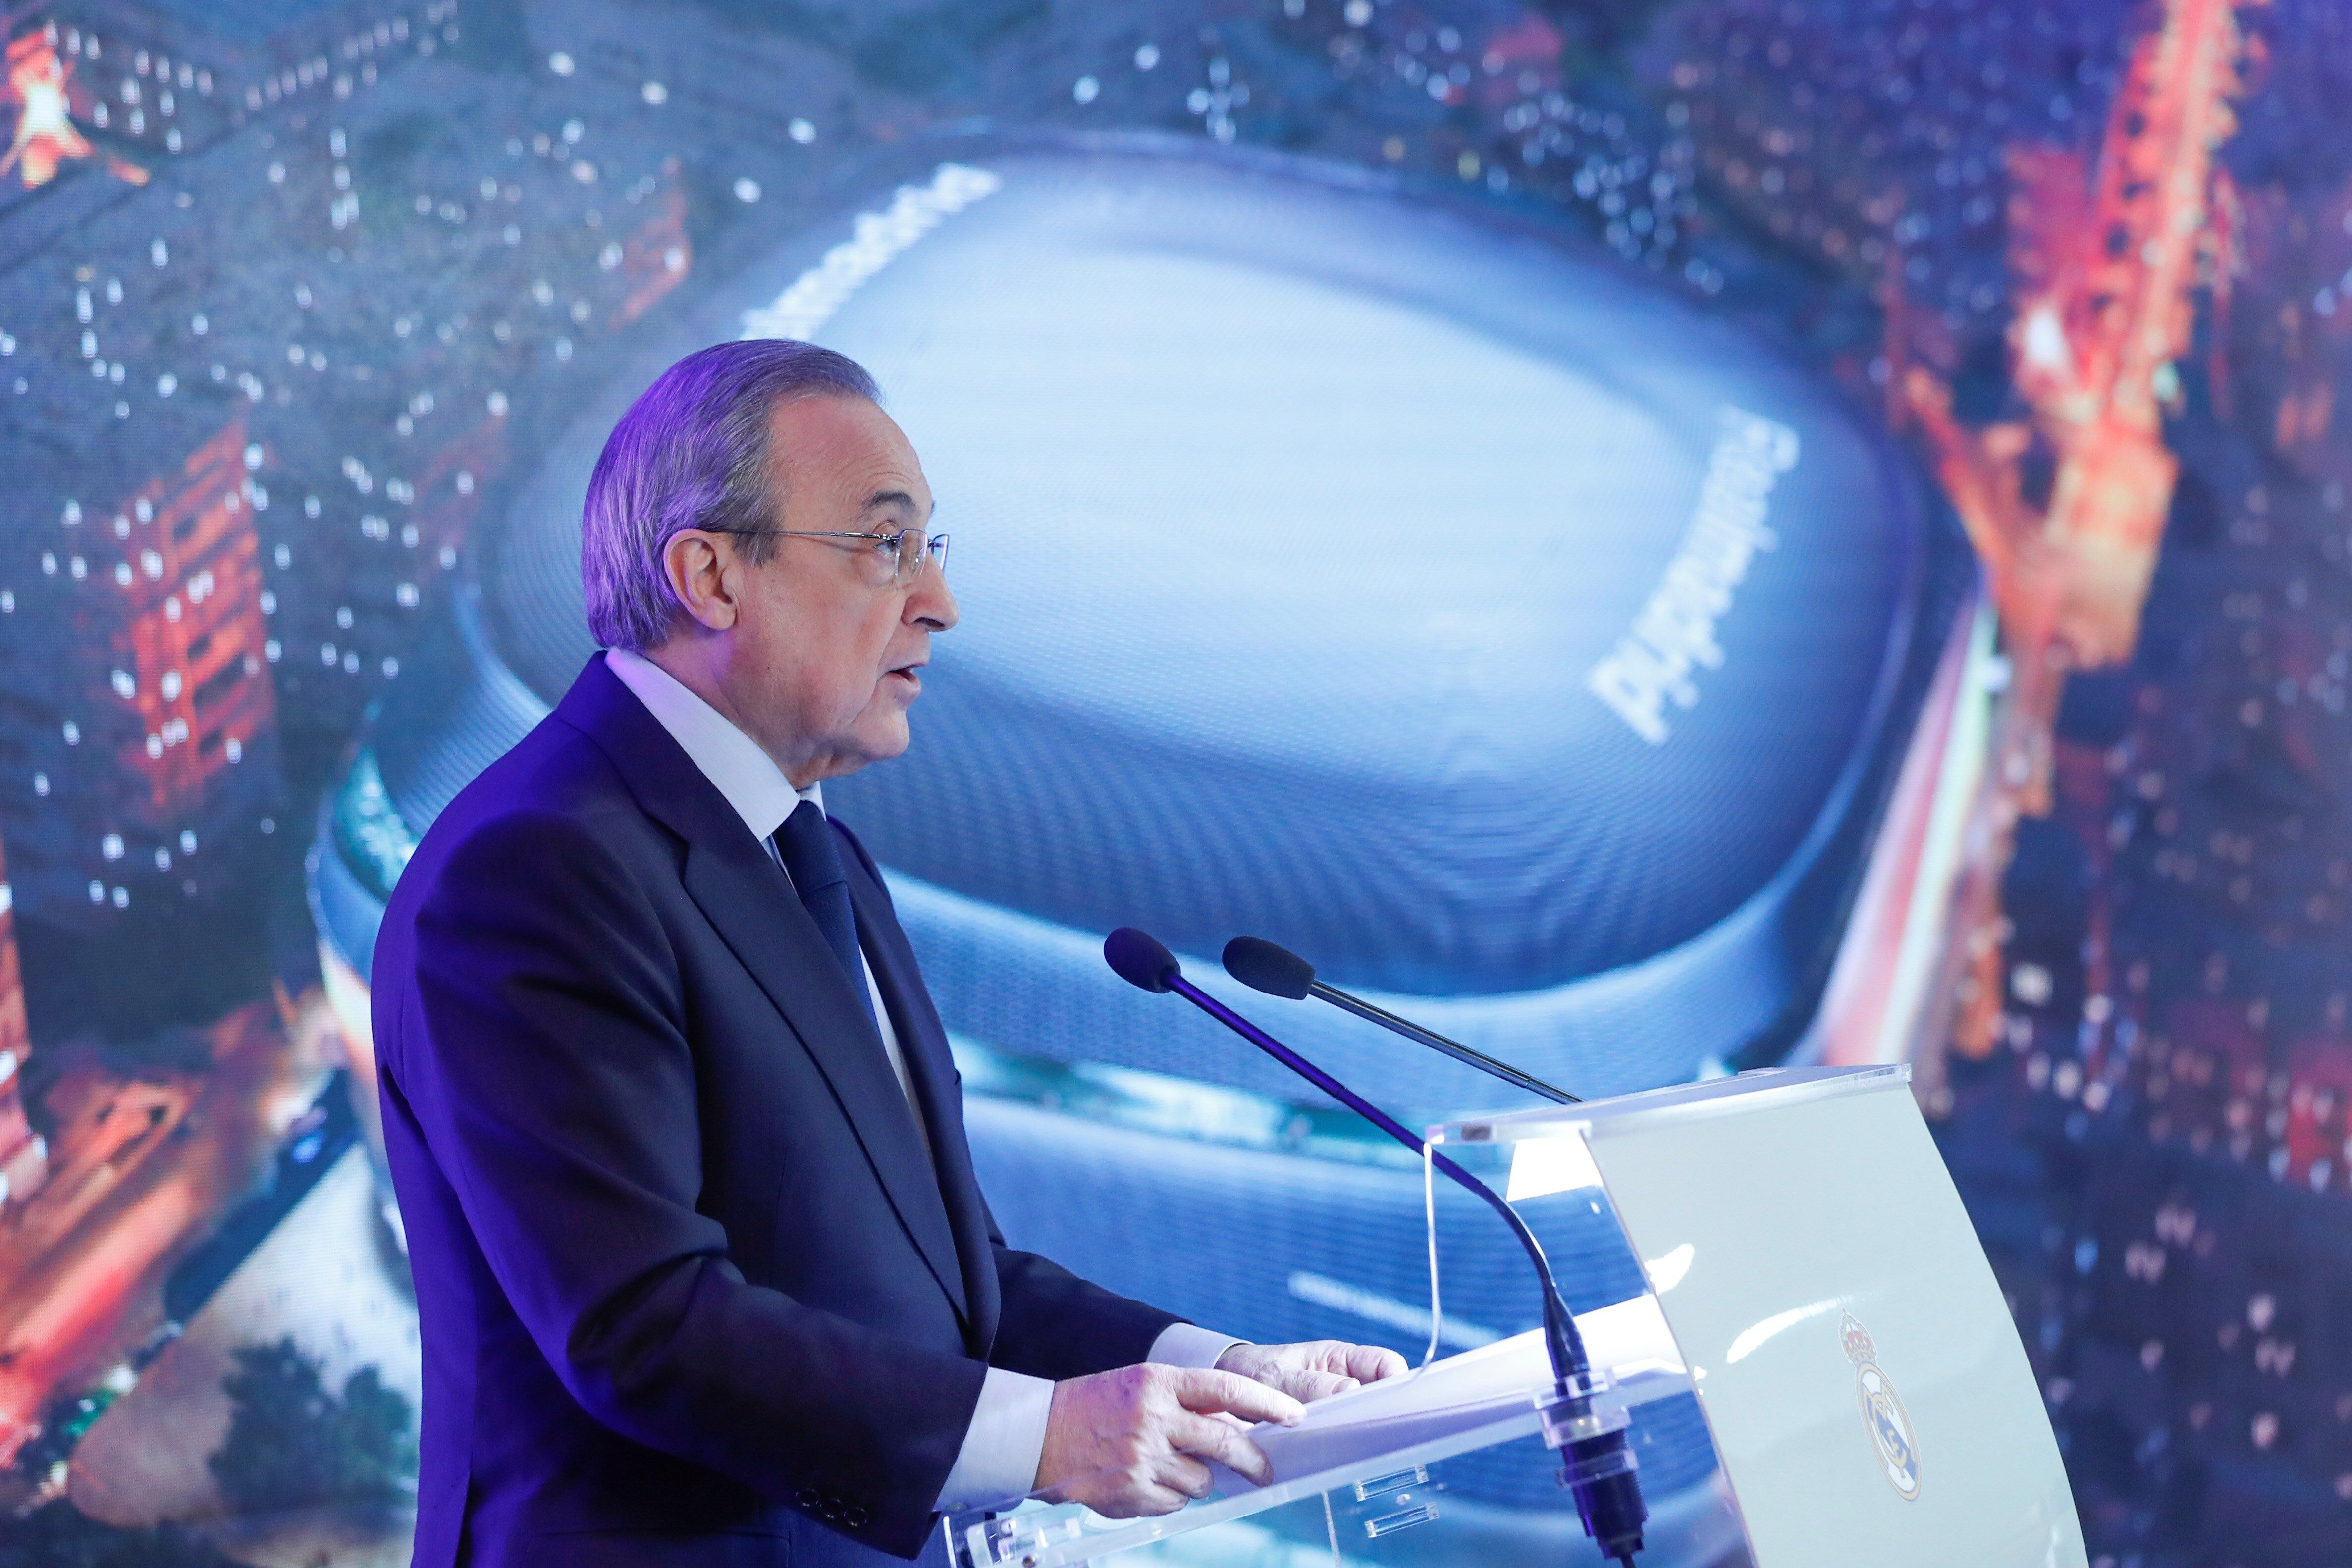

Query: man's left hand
1215;1340;1409;1404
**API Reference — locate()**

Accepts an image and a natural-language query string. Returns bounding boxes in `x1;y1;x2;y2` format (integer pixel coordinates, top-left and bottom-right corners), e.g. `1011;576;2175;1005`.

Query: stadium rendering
307;139;1971;1558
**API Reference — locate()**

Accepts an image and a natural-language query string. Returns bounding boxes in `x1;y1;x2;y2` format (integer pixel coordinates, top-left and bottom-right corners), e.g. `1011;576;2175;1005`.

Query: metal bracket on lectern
1534;1376;1634;1454
961;1512;1081;1568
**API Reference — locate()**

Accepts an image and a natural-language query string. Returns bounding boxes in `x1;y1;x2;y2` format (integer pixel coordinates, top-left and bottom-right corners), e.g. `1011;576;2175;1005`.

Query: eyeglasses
703;525;949;587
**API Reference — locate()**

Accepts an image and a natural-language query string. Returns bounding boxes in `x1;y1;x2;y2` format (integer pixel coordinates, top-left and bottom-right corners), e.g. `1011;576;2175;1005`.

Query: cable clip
1535;1382;1630;1452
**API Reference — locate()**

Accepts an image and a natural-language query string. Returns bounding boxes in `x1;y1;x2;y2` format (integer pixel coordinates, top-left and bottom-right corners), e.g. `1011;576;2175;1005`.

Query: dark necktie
773;800;879;1033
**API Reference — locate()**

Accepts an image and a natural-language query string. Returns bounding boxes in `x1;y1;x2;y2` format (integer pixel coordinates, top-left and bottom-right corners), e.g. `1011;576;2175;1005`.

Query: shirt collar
605;647;819;844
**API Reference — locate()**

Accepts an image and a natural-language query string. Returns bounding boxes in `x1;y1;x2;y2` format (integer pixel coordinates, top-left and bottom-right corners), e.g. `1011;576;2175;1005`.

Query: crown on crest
1841;1313;1877;1366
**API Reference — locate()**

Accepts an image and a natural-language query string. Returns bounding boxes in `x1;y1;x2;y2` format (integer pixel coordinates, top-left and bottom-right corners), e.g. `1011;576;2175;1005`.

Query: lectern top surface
1431;1062;1909;1145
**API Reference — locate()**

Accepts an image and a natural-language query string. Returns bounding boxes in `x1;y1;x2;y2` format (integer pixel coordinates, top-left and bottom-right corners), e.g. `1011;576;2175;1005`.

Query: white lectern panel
1565;1068;2085;1568
958;1066;2083;1568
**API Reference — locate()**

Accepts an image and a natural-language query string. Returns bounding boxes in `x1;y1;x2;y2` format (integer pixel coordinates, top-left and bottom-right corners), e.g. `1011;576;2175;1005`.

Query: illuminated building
0;832;43;1210
0;415;279;926
2;1;453;191
103;419;276;821
5;29;100;189
1;26;150;191
0;0;279;198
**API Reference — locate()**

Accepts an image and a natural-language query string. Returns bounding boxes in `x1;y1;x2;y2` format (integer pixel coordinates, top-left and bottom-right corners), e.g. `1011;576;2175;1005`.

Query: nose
907;557;958;633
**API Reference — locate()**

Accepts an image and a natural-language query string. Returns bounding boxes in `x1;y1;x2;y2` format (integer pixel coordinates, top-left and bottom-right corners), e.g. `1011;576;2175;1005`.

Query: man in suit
373;339;1405;1568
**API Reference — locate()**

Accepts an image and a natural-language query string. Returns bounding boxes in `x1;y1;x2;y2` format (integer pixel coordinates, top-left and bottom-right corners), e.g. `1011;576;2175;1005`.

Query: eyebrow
858;488;934;523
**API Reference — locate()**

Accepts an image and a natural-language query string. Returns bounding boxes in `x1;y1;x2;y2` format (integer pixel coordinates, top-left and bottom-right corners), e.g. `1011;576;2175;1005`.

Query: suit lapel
843;849;1003;1356
555;656;969;1323
679;839;968;1321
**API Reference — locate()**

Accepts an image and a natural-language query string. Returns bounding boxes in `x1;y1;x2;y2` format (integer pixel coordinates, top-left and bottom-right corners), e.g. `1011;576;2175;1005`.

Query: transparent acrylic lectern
946;1065;2088;1568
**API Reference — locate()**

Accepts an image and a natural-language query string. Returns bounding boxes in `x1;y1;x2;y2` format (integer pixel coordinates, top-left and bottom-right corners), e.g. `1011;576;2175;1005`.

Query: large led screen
3;0;2350;1564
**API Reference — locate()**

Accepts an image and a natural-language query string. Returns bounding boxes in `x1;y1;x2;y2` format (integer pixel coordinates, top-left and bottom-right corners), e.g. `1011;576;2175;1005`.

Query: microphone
1221;936;1580;1105
1103;928;1646;1565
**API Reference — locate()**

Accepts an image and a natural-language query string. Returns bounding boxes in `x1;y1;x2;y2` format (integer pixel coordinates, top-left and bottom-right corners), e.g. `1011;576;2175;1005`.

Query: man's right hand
1032;1364;1306;1517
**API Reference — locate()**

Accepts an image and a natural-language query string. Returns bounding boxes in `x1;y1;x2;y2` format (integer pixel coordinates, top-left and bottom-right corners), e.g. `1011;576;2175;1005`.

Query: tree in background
208;1338;416;1515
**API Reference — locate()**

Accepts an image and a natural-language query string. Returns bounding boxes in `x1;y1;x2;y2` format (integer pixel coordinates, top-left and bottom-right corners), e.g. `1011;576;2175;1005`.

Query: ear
660;529;742;633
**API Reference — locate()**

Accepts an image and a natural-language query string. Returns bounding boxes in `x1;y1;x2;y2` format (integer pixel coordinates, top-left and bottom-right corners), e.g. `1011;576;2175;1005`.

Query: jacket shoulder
388;711;662;920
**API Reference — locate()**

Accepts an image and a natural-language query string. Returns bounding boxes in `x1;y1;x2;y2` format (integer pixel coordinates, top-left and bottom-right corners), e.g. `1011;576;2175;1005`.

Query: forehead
765;393;929;514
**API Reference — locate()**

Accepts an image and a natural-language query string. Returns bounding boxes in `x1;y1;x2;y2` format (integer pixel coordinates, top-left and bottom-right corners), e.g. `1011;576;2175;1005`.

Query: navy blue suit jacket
373;654;1181;1566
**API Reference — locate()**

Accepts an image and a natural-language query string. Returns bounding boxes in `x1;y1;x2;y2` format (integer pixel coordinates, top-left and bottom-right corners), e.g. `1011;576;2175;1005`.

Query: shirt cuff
1148;1322;1249;1371
936;1366;1057;1515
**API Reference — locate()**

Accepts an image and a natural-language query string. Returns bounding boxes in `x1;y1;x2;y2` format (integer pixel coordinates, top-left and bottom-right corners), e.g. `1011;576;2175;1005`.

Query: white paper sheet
1221;1293;1689;1490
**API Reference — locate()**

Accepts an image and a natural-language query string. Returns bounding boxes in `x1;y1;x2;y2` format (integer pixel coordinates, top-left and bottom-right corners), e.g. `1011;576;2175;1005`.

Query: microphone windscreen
1222;936;1316;1000
1104;927;1181;993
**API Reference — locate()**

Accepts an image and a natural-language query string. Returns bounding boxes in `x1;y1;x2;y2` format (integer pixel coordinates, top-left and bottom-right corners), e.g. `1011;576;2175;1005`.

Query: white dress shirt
605;649;1241;1513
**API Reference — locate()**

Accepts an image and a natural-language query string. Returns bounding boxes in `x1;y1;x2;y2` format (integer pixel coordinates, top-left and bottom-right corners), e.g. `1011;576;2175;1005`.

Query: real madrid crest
1841;1312;1920;1500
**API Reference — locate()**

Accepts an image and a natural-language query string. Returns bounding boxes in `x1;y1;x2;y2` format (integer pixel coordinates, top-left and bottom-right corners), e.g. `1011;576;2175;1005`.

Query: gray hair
582;339;880;650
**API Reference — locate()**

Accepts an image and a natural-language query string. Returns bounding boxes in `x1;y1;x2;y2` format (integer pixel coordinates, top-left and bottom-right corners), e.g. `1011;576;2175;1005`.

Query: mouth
885;662;925;694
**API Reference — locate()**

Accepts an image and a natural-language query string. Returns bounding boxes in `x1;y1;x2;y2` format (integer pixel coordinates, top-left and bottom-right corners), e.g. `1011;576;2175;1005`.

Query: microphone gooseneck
1106;928;1645;1565
1221;936;1581;1106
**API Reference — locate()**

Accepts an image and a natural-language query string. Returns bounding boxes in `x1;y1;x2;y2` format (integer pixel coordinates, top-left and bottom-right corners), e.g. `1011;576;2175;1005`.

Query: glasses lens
896;529;948;583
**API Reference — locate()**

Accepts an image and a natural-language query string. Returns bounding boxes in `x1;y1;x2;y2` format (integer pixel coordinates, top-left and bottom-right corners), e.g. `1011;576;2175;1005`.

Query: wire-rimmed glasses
703;525;949;587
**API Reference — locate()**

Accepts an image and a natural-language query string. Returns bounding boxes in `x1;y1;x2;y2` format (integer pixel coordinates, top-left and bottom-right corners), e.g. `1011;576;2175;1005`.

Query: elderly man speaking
372;339;1405;1568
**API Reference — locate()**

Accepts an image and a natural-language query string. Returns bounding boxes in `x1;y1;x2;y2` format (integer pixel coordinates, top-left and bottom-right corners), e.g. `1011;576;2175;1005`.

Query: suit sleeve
387;807;982;1555
984;1213;1187;1382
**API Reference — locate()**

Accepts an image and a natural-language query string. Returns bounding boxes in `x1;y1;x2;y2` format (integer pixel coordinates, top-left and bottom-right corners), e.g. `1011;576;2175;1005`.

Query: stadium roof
328;140;1964;1102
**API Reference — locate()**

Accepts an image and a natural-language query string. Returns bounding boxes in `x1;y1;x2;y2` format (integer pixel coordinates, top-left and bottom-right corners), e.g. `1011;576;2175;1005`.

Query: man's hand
1033;1365;1305;1517
1215;1340;1410;1403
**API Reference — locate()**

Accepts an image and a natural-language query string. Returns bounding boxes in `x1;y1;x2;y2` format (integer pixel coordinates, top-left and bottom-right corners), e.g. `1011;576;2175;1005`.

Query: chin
855;720;913;765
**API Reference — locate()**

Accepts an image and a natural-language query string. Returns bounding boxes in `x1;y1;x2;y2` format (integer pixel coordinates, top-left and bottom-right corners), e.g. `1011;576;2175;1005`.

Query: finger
1171;1367;1307;1427
1167;1409;1278;1488
1283;1368;1359;1403
1136;1482;1194;1517
1093;1480;1193;1520
1280;1340;1351;1375
1211;1426;1277;1489
1155;1451;1216;1501
1345;1343;1410;1383
1165;1408;1243;1458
